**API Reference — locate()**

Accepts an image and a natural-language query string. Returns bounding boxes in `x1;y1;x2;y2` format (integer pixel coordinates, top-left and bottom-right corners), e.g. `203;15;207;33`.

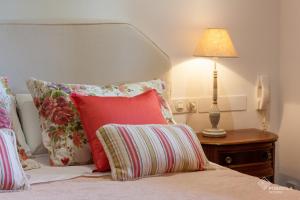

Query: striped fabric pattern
97;124;210;181
0;129;29;191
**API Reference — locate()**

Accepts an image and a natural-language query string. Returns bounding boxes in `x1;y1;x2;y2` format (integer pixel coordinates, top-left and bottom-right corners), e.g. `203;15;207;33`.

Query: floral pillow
27;78;175;166
17;145;40;171
0;79;12;129
0;77;40;171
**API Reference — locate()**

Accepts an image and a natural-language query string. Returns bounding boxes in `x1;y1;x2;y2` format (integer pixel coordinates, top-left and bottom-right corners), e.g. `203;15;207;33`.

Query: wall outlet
171;98;198;114
187;100;197;113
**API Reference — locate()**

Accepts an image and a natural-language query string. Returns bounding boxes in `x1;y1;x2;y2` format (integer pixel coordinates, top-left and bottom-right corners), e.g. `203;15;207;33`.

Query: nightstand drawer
219;149;272;166
230;161;274;178
197;129;278;182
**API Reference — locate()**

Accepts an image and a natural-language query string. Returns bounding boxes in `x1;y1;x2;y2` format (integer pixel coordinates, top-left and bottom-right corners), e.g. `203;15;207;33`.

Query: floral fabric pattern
0;78;12;129
17;144;40;171
0;106;11;128
27;78;174;166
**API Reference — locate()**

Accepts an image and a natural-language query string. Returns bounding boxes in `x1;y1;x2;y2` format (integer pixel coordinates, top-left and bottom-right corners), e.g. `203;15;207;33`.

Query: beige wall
0;0;281;132
279;0;300;186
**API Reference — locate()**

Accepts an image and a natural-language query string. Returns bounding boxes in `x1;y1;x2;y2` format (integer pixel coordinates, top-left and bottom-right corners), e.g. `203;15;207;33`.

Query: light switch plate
171;95;247;114
198;95;247;113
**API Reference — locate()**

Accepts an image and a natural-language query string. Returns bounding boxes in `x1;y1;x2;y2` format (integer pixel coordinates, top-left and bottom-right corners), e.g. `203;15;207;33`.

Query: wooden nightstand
197;129;278;182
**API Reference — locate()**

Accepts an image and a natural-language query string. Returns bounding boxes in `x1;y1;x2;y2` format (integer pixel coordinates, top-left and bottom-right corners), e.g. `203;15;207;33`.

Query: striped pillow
97;124;210;181
0;129;29;191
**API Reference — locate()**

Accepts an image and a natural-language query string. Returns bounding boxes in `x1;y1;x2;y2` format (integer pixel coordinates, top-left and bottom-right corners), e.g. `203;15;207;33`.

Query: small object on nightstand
202;128;226;138
197;128;278;182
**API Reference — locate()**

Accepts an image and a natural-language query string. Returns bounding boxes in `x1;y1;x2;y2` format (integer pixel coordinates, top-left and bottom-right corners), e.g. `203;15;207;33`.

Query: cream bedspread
2;167;300;200
26;154;109;184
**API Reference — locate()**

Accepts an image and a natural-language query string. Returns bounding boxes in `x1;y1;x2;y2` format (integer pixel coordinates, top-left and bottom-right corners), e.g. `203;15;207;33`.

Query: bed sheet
27;154;109;184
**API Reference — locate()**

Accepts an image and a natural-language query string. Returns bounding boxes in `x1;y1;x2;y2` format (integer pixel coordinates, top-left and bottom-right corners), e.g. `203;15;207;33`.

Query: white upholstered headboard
0;22;171;98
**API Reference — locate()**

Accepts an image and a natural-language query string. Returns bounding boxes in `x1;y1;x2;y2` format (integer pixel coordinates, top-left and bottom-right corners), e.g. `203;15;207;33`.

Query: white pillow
9;96;32;156
16;94;47;155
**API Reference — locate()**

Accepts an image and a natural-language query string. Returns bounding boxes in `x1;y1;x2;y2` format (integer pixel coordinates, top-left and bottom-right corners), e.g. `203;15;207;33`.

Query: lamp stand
202;60;226;137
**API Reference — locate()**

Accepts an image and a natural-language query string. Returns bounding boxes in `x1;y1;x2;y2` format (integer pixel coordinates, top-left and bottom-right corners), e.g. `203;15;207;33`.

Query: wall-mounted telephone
256;75;270;111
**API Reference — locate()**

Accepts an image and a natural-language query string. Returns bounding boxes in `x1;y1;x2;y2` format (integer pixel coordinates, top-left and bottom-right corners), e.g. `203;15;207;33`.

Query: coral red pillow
71;89;168;171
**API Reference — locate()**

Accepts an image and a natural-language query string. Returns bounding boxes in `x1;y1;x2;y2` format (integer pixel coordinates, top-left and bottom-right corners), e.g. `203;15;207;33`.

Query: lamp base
202;128;226;138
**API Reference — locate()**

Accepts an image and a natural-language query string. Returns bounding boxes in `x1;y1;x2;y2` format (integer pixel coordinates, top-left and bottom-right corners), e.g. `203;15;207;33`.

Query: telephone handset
256;75;270;111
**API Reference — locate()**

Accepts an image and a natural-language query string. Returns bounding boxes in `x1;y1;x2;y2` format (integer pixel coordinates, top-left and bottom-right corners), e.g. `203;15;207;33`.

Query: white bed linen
27;154;109;184
16;94;47;155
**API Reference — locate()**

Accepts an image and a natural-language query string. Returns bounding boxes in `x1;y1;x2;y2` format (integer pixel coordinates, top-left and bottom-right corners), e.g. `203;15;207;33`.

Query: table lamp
194;28;238;137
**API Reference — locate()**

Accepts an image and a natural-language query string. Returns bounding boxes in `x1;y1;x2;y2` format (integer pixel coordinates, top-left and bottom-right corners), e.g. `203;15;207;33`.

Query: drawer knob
267;152;272;160
225;156;233;164
262;151;272;161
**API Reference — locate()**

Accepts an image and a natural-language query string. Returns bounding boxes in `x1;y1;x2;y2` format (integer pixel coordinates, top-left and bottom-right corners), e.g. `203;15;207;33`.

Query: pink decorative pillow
71;89;168;172
0;129;30;191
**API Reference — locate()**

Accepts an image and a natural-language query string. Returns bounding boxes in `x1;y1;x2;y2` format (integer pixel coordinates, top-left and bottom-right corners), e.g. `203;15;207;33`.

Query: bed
3;162;300;200
2;156;300;200
0;21;299;199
